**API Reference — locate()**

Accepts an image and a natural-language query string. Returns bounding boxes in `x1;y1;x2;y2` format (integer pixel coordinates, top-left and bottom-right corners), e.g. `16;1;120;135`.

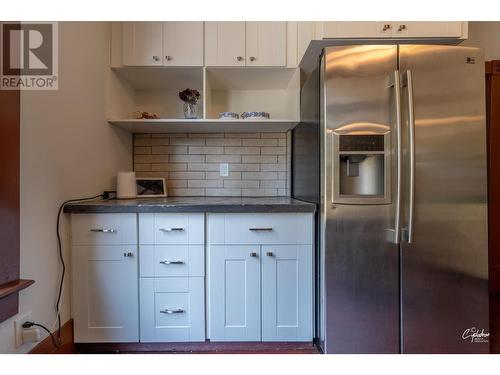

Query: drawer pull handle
160;308;185;314
159;227;185;232
90;228;117;233
159;260;185;265
249;227;273;231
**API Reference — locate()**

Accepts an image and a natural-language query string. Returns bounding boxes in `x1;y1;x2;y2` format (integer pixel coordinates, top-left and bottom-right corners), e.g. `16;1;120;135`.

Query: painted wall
0;22;132;353
463;21;500;60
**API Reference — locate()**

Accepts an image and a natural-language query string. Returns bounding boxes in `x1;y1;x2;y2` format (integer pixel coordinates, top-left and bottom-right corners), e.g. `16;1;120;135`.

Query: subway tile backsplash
134;132;291;197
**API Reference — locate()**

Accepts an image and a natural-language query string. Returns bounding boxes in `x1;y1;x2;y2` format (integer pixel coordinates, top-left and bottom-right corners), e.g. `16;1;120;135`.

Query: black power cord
55;193;104;344
22;321;60;348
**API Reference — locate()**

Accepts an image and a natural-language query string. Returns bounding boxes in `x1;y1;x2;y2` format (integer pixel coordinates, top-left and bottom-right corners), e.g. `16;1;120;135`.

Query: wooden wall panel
486;61;500;293
0;75;21;322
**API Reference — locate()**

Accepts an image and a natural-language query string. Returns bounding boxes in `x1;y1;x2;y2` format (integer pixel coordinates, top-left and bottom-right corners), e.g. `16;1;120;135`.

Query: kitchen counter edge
63;198;317;214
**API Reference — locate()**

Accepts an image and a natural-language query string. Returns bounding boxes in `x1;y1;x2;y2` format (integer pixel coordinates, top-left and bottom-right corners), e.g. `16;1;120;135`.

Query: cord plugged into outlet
22;321;59;348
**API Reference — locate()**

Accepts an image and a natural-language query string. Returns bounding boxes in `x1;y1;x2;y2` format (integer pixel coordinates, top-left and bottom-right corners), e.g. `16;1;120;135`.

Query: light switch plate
219;163;229;177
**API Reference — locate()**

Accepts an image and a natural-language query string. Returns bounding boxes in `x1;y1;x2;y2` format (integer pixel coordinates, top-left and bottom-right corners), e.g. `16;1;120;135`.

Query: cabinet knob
123;252;133;257
250;252;258;258
266;251;274;257
382;24;391;32
165;55;173;61
152;55;160;62
249;56;256;62
236;56;244;62
398;24;407;32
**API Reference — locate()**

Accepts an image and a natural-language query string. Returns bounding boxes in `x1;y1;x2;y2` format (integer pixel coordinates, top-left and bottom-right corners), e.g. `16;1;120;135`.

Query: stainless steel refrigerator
293;45;489;353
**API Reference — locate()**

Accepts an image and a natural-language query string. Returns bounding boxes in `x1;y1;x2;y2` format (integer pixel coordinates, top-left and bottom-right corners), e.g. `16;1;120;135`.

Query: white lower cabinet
140;277;205;342
261;245;313;341
208;213;314;342
138;212;206;342
209;245;262;341
71;212;314;344
71;213;139;343
72;246;139;342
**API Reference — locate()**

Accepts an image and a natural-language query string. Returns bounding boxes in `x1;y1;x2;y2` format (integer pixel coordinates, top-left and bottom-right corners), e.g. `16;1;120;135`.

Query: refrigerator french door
318;45;489;354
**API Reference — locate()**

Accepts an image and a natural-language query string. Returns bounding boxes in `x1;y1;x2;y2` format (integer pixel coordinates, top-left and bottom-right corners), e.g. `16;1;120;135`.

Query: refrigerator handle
388;70;402;244
402;70;416;244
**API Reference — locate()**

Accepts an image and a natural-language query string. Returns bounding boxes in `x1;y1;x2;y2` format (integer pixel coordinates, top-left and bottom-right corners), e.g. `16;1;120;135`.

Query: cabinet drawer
140;245;204;277
140;277;205;342
71;214;137;245
139;213;204;245
208;213;313;245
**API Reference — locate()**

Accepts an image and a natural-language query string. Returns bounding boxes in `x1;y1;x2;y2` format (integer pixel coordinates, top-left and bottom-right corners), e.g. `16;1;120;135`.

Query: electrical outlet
219;163;229;177
14;311;32;348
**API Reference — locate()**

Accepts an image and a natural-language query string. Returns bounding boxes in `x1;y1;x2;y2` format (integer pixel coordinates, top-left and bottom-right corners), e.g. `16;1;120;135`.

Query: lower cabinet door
261;245;313;341
140;277;205;342
209;245;261;341
72;245;139;343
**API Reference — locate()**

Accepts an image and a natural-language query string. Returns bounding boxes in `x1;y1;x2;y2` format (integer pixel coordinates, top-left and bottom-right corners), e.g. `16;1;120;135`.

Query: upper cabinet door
162;22;204;66
122;22;163;66
205;22;246;66
322;22;393;38
246;22;286;67
391;22;466;38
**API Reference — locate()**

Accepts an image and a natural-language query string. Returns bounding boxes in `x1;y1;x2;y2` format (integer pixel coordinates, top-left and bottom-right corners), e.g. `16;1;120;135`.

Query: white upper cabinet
121;22;203;66
205;22;246;66
122;22;163;66
321;21;467;39
246;22;286;67
162;22;204;66
205;22;287;67
323;22;393;39
391;22;466;38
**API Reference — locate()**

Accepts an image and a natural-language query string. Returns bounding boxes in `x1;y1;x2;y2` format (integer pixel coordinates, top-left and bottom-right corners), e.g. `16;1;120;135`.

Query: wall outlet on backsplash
219;163;229;177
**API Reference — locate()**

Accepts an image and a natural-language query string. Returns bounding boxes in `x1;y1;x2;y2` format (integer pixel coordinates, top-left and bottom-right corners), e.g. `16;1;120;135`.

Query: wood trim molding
0;279;34;299
29;319;74;354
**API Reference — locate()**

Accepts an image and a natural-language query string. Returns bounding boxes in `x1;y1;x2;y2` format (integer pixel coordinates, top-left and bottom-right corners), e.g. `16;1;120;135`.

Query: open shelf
108;66;300;134
108;118;298;133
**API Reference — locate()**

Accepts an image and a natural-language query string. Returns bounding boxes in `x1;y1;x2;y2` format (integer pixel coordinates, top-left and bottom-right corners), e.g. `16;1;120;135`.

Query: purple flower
179;88;200;104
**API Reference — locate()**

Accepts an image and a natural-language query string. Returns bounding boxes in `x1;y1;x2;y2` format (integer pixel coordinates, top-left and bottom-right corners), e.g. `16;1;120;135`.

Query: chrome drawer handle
159;227;185;232
90;228;116;233
160;308;185;314
249;227;273;231
159;260;185;265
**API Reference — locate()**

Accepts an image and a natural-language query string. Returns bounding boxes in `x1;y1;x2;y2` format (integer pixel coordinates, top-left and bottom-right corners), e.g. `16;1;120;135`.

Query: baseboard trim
29;319;74;354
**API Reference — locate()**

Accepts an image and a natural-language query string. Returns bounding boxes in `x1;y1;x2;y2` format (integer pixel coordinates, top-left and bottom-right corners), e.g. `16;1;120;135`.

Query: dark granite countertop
63;197;316;213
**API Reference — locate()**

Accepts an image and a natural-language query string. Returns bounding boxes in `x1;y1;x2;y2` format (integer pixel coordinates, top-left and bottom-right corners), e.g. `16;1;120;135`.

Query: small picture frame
136;178;167;198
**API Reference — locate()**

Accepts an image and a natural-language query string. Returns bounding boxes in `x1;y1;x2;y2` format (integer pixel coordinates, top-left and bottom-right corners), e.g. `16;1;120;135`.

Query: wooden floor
36;294;500;354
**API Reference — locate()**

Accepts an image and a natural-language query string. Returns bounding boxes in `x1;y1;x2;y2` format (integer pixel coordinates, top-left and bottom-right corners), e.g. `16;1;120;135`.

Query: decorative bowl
241;111;270;120
218;112;240;120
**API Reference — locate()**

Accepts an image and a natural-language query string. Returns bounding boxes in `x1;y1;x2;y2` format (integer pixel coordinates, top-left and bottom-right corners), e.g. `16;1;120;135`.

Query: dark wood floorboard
40;293;500;354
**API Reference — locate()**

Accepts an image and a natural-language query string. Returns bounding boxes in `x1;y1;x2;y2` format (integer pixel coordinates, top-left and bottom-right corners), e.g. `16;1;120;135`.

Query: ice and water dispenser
332;131;391;205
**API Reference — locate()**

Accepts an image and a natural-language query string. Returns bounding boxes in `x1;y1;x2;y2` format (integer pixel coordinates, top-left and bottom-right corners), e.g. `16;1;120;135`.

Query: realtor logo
1;22;58;90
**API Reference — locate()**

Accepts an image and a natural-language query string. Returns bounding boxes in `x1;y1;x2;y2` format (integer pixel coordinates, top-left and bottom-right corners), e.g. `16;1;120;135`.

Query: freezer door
321;45;400;353
399;45;489;353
